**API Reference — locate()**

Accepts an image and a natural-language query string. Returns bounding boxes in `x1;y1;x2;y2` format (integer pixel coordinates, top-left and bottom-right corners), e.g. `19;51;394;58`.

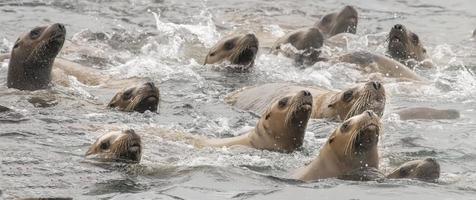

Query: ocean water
0;0;475;199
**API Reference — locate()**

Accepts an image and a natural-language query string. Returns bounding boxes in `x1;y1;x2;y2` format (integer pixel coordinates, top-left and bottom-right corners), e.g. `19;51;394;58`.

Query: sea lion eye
209;52;216;57
340;121;350;132
422;48;427;54
100;141;110;150
29;28;42;39
224;41;234;50
342;90;353;102
122;89;134;100
278;97;289;108
321;15;331;23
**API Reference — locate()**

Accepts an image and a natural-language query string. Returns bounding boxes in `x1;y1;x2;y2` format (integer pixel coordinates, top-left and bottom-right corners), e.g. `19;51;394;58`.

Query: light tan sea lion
337;51;427;81
270;27;325;65
386;158;440;182
387;24;431;68
204;33;259;71
86;129;142;163
225;81;386;121
396;107;459;120
204;90;313;153
315;5;358;38
7;23;66;90
108;82;160;113
294;110;381;181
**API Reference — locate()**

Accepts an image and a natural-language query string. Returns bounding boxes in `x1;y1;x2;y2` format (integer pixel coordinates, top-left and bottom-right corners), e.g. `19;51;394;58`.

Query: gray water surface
1;0;476;199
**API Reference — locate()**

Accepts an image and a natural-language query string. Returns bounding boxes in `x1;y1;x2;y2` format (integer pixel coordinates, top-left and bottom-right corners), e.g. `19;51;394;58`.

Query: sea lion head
7;23;66;90
86;129;142;163
204;33;259;70
387;158;440;181
271;27;324;65
327;110;381;168
318;81;386;121
316;5;358;37
387;24;427;62
256;90;313;152
108;82;160;113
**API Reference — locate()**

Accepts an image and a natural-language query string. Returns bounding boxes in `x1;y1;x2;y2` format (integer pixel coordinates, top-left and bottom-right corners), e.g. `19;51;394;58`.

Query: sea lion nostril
144;82;155;88
372;81;380;90
124;129;136;135
55;23;65;31
302;90;311;96
366;110;373;117
394;24;403;30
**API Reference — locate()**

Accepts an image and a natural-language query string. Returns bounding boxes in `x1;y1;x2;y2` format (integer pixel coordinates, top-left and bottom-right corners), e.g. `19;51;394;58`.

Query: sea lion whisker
125;95;142;111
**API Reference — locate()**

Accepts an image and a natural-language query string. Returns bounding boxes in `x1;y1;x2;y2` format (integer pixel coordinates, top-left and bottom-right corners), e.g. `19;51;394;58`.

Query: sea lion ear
328;135;335;144
265;113;271;120
327;95;340;108
204;54;209;65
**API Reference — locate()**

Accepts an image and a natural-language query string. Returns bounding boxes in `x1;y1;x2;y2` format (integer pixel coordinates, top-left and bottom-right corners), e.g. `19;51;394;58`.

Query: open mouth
300;101;313;111
128;142;141;153
135;95;159;112
389;30;405;45
236;46;257;65
354;123;379;150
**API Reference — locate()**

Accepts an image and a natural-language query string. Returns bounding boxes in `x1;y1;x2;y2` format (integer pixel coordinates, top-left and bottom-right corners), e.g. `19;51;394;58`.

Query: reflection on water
1;0;476;199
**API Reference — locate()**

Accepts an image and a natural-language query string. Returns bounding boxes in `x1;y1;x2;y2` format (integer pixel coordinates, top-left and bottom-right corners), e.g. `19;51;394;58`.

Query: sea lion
337;51;426;81
294;110;381;181
396;107;459;120
225;80;386;121
387;24;431;68
7;23;66;90
270;27;325;65
204;90;313;153
204;33;259;71
2;24;110;90
314;5;358;38
386;158;440;181
108;82;160;113
86;129;142;163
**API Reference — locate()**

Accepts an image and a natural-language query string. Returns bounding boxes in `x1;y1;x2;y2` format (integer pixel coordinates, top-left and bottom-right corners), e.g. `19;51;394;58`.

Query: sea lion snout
393;24;404;31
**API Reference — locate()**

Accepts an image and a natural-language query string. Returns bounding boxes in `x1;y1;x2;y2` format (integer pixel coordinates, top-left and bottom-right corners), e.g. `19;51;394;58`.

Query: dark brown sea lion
204;90;313;153
315;5;358;38
294;110;381;181
204;33;259;71
86;129;142;163
225;81;386;121
396;107;460;120
386;158;440;182
7;23;66;90
387;24;430;68
108;82;160;113
1;24;110;90
271;27;325;65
